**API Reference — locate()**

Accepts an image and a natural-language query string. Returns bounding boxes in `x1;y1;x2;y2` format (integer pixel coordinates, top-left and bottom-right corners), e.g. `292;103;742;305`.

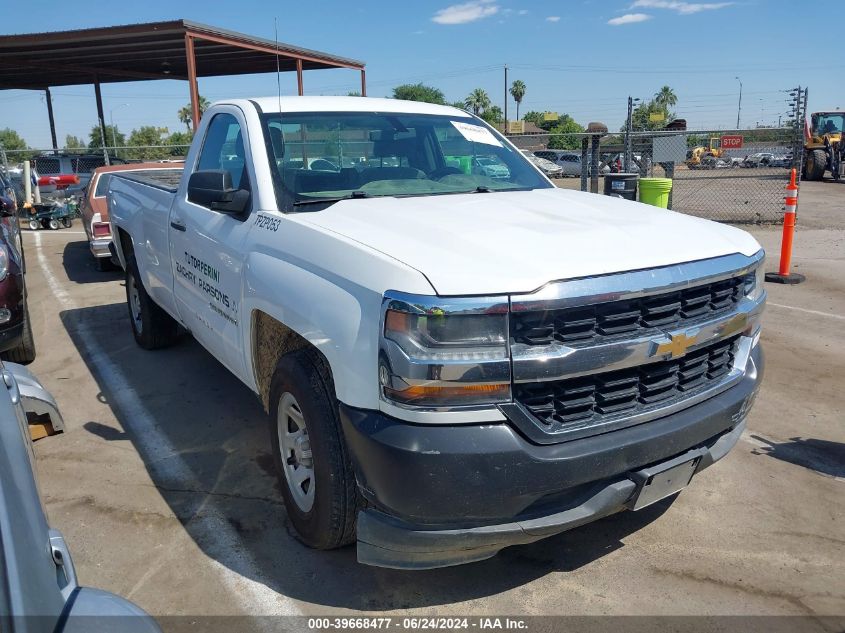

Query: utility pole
504;64;508;135
735;76;742;129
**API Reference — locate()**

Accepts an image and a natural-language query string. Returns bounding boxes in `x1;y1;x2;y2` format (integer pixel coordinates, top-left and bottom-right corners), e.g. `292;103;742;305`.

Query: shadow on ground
60;239;122;284
749;434;844;479
60;300;675;610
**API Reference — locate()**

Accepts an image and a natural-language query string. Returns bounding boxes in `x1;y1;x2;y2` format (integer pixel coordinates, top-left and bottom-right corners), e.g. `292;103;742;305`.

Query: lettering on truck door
169;109;253;381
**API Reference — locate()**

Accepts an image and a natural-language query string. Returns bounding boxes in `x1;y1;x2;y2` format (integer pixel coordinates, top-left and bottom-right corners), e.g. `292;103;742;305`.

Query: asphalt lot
23;180;844;627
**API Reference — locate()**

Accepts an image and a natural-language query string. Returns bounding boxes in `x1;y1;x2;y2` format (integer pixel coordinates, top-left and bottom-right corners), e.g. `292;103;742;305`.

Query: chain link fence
508;126;801;224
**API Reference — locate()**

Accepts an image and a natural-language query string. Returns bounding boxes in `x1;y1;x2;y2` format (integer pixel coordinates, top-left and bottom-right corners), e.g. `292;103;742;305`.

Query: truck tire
269;348;359;550
2;304;36;365
125;256;179;350
804;149;827;181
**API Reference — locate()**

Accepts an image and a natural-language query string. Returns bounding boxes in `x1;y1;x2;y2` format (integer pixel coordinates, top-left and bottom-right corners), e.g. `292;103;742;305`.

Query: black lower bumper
339;346;763;570
0;321;24;353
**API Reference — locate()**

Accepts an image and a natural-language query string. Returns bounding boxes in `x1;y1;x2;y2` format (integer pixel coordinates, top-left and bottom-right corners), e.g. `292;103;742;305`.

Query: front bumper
340;345;762;569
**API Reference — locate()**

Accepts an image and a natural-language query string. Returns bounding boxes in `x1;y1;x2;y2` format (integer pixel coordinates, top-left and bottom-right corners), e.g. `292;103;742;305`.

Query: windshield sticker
451;121;503;147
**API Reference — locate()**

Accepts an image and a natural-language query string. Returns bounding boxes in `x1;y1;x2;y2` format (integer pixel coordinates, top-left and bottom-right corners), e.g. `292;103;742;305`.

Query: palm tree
510;80;526;120
465;88;491;116
177;96;210;132
654;86;677;109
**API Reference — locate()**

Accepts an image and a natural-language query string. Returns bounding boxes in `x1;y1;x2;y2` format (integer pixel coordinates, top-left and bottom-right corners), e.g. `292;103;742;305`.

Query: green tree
347;90;362;97
126;126;170;160
0;128;29;152
449;100;467;111
509;80;526;120
177;96;210;132
392;83;446;105
480;105;503;125
522;111;556;131
464;88;491;116
88;124;125;150
64;134;86;150
654;86;677;108
547;114;585;150
167;131;193;156
630;100;675;131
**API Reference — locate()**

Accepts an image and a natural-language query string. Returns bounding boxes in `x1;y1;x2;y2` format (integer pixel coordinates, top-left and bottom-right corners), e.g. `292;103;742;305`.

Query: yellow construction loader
685;137;724;169
803;111;844;181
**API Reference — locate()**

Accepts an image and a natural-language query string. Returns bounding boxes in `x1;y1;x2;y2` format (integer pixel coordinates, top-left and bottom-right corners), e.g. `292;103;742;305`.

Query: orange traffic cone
765;168;805;284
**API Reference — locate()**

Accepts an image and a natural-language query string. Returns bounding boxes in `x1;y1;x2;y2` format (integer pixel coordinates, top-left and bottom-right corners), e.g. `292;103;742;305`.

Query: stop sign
721;135;743;149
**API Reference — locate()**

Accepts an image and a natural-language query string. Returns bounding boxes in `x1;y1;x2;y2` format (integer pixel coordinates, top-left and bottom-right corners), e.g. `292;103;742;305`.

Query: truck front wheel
125;257;179;349
269;348;359;550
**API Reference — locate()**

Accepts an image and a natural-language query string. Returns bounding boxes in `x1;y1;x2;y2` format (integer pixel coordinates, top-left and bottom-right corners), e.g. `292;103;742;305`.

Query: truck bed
112;167;184;193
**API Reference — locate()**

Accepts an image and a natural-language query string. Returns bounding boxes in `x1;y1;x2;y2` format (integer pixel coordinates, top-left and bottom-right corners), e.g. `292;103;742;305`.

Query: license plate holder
629;452;702;511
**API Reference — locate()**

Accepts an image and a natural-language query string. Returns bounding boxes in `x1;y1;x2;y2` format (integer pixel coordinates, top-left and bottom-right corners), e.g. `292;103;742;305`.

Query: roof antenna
274;18;282;112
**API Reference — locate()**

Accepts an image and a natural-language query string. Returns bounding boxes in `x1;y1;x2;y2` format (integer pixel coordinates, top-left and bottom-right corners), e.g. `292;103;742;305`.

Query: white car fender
240;215;435;409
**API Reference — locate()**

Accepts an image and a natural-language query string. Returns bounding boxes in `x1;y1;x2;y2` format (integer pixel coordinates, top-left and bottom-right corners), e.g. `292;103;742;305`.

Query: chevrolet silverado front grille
511;275;746;346
514;336;739;433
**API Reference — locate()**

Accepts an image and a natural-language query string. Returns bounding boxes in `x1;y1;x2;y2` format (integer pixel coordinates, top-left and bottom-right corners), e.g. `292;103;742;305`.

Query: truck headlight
0;244;9;282
379;292;511;408
744;260;765;302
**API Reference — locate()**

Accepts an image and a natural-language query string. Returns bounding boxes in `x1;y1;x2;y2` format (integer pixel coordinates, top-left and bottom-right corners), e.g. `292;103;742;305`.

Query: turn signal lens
383;382;510;406
384;384;510;406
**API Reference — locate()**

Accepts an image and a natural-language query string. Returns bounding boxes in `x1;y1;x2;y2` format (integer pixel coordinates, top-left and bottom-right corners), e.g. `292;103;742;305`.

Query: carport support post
93;78;109;165
580;137;589;192
360;69;367;97
587;122;608;195
185;34;200;132
296;59;304;96
590;136;600;193
44;87;58;153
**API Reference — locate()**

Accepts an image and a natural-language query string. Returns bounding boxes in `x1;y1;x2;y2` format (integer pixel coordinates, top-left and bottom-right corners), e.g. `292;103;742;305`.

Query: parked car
471;156;510;180
770;154;791;168
33;153;126;195
0;360;162;632
109;96;765;570
81;163;183;271
533;150;583;176
521;150;563;178
742;152;774;168
0;195;34;365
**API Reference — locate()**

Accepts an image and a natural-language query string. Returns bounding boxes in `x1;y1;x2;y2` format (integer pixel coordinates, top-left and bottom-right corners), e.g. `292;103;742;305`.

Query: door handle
170;221;186;232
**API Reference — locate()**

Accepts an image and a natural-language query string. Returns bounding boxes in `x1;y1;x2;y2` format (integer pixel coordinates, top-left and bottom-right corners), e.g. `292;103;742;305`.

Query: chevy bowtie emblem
654;331;698;360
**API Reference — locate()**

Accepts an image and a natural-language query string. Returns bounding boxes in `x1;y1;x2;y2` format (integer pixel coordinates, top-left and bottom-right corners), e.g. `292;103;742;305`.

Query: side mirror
0;196;16;218
187;170;249;215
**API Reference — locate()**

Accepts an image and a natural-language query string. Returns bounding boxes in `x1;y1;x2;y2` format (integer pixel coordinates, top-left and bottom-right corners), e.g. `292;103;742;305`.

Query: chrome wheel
277;391;315;512
127;274;143;335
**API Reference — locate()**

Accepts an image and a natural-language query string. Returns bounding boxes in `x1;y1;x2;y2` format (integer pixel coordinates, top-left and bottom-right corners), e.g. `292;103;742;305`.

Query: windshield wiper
473;186;491;193
293;190;370;207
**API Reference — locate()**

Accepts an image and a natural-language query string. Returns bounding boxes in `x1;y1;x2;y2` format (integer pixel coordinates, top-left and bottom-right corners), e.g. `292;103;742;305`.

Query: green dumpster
638;178;673;209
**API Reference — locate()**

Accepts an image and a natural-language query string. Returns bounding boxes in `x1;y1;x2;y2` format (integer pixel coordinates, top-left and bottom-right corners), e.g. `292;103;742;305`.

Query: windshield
260;111;551;210
813;113;844;134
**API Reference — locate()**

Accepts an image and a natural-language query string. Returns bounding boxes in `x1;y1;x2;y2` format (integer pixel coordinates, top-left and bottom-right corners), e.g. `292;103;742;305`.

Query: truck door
169;109;253;381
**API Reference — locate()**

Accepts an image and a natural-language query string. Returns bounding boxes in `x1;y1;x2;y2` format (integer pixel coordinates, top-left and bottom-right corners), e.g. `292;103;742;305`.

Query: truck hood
295;187;762;296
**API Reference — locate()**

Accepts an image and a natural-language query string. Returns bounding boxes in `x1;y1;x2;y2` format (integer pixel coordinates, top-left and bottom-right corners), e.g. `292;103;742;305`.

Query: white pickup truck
108;96;766;569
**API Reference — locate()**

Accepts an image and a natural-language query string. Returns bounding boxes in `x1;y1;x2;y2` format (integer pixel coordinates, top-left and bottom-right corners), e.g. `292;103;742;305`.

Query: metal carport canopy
0;19;367;147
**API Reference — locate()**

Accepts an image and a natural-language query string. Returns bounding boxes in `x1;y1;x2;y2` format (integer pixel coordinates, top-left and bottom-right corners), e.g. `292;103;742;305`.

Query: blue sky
1;0;839;148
